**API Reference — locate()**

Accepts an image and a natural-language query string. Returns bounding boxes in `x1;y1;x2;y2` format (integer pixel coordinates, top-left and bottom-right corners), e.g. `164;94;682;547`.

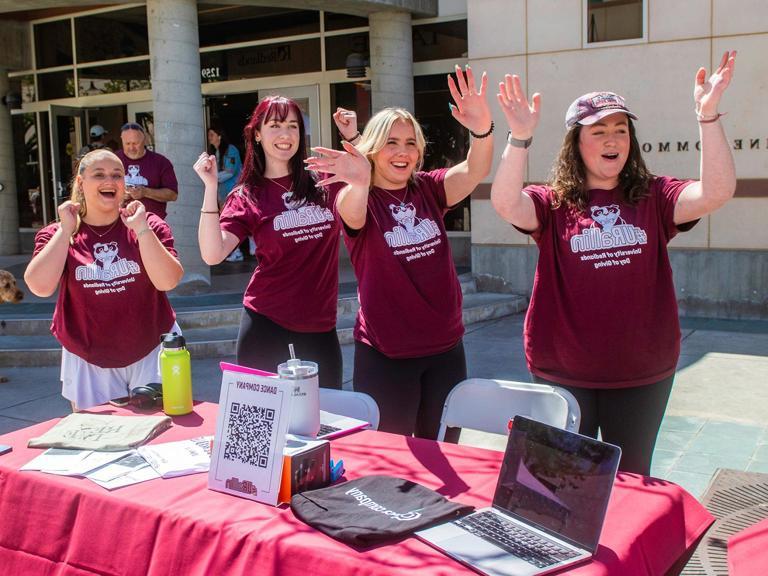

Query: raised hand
120;200;148;232
332;107;359;141
497;74;541;140
695;50;736;117
448;64;492;135
305;141;371;189
193;152;219;188
57;201;80;236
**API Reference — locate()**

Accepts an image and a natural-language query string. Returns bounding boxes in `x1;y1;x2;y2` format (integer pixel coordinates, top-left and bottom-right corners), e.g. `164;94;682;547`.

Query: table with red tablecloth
0;402;713;576
728;517;768;576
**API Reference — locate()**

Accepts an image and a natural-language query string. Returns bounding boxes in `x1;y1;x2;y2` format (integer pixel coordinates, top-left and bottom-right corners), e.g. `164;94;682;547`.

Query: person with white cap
77;124;109;157
490;51;737;475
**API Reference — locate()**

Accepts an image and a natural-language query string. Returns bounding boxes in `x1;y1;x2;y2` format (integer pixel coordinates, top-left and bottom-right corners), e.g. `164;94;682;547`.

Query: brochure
137;436;213;478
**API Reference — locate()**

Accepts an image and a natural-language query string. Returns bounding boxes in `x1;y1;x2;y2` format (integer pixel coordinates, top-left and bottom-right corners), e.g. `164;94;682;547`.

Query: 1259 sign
201;66;222;81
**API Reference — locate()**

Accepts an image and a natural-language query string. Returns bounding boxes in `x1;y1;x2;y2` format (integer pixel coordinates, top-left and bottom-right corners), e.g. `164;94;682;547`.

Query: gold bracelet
136;227;152;238
200;209;219;214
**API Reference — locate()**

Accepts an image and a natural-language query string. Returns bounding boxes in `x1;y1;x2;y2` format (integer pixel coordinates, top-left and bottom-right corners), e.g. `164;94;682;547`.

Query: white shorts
61;322;181;409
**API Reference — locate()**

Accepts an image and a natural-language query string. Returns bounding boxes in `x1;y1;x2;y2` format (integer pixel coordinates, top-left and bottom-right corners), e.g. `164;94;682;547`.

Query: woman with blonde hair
25;148;183;409
307;66;494;440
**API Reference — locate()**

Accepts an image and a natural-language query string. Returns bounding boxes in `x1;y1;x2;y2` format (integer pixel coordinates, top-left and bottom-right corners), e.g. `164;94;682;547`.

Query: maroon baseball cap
565;92;638;129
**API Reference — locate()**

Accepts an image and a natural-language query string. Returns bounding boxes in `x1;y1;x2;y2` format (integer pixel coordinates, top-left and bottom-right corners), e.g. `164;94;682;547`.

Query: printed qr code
223;402;275;468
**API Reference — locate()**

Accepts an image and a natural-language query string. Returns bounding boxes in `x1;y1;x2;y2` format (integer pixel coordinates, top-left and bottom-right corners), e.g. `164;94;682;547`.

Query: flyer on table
208;364;293;506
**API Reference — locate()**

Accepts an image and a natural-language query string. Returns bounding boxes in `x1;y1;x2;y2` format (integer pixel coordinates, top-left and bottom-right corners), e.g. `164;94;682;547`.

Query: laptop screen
492;416;621;553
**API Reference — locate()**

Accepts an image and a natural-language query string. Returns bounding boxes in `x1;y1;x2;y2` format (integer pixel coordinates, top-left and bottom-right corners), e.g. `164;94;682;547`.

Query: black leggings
237;308;342;390
353;340;466;442
532;374;674;476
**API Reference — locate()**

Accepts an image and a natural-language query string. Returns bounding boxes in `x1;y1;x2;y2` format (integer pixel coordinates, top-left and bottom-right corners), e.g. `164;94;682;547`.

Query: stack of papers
21;436;213;490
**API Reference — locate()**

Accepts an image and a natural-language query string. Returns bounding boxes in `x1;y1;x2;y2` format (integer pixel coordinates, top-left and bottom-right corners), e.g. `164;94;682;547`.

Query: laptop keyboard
318;423;341;437
454;511;580;569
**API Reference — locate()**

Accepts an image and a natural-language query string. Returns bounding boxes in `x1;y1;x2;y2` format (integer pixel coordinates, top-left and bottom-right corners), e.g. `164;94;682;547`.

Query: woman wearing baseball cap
490;51;737;475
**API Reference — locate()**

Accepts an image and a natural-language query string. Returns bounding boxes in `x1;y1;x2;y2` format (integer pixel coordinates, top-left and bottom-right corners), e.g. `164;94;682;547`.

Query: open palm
695;50;736;116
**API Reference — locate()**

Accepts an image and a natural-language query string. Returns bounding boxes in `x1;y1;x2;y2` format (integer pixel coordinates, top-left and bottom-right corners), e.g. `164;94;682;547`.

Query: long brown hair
548;119;652;211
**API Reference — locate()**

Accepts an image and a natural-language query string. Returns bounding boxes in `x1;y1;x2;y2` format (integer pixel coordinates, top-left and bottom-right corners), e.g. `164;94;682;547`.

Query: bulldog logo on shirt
590;205;625;233
75;241;141;283
125;164;148;187
383;202;440;248
282;191;306;211
570;203;648;253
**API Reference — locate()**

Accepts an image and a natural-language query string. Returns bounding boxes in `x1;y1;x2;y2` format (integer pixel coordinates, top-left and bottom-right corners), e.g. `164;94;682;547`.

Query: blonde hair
357;108;426;184
69;149;124;235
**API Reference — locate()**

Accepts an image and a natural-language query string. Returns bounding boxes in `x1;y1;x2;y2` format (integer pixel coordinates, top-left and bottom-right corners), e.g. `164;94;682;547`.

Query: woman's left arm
444;65;494;207
121;200;184;291
674;51;737;225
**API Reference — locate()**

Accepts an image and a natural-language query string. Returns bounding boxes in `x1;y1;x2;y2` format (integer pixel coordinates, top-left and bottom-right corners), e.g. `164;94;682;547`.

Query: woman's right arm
490;74;541;231
305;142;371;230
24;201;78;297
194;152;240;264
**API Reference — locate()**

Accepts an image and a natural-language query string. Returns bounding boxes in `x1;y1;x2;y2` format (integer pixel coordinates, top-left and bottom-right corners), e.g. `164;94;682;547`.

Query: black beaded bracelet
340;131;361;143
470;121;494;139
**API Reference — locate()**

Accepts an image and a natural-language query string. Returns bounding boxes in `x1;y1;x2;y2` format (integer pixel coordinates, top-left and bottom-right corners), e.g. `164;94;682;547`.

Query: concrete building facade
0;0;765;316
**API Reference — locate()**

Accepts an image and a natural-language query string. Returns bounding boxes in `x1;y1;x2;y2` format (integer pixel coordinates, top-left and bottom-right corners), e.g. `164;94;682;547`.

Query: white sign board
208;363;293;506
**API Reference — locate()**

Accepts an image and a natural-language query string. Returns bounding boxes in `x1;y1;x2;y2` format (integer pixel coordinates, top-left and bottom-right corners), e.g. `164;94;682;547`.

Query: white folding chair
436;378;581;441
319;388;380;430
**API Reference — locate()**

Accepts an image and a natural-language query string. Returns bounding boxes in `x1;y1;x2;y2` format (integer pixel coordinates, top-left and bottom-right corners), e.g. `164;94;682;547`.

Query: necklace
378;186;408;207
82;218;120;238
266;176;294;195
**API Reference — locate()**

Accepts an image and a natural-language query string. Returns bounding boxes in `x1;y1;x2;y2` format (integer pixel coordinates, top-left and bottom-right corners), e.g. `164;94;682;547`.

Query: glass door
48;105;85;215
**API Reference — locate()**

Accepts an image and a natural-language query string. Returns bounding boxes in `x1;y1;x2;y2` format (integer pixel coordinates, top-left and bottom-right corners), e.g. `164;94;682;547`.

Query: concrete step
0;291;527;367
0;275;478;336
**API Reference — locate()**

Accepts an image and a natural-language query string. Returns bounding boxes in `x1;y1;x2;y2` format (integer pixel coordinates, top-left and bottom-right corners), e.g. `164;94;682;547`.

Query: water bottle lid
277;359;318;379
161;332;186;349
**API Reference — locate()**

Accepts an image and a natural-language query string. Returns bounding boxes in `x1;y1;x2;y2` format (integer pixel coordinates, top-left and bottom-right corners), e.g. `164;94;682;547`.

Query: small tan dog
0;269;24;383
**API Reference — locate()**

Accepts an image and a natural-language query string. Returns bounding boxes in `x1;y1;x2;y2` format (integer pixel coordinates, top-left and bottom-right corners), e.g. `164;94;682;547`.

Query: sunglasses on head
120;122;145;133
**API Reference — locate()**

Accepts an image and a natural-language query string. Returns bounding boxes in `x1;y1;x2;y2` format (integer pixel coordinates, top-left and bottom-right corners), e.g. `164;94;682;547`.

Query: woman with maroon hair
195;95;342;389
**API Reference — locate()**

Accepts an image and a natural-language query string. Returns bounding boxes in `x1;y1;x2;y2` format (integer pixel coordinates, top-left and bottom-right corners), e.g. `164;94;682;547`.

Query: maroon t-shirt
343;169;463;358
219;176;340;332
520;176;696;388
116;149;178;220
33;214;177;368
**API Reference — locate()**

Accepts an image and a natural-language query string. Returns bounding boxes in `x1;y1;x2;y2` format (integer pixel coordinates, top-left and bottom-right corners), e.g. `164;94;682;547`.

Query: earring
255;139;261;146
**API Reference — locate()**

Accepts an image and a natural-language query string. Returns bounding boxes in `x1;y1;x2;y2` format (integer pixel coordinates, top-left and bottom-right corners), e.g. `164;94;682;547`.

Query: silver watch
507;131;533;149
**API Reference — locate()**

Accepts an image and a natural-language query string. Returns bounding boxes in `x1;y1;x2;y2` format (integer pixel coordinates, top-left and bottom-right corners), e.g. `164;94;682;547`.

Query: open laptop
317;410;370;440
416;415;621;576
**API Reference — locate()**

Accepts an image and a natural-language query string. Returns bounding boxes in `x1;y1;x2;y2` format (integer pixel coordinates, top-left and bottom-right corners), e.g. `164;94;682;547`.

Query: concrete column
0;69;19;255
369;11;414;112
147;0;209;291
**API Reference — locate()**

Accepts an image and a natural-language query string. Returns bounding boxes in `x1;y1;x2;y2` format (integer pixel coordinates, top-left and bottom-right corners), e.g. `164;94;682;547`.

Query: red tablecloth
728;517;768;575
0;402;713;576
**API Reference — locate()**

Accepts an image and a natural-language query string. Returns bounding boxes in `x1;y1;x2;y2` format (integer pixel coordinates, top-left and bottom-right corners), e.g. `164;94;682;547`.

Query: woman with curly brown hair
490;52;737;474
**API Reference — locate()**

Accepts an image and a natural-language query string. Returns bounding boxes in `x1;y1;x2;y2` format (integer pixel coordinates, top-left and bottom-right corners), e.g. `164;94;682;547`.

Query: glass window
75;7;149;63
413;20;467;63
34;20;73;69
415;74;469;231
324;12;367;32
12;113;43;228
200;38;321;82
78;61;151;96
8;75;35;105
198;5;319;48
325;33;369;72
37;71;75;100
587;0;644;43
330;81;371;149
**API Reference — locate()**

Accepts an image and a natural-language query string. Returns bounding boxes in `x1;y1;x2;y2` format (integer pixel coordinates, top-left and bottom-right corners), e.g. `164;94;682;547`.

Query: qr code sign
223;402;275;468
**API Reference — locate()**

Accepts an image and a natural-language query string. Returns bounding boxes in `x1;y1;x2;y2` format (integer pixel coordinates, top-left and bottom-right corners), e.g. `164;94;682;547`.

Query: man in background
77;124;109;157
117;122;178;220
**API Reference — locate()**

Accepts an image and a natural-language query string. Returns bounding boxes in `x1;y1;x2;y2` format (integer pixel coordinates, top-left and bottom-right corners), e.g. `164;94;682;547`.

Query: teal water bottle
159;332;193;416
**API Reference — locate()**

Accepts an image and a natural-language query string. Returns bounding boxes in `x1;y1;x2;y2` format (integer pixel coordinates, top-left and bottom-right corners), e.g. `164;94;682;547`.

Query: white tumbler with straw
277;344;320;437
